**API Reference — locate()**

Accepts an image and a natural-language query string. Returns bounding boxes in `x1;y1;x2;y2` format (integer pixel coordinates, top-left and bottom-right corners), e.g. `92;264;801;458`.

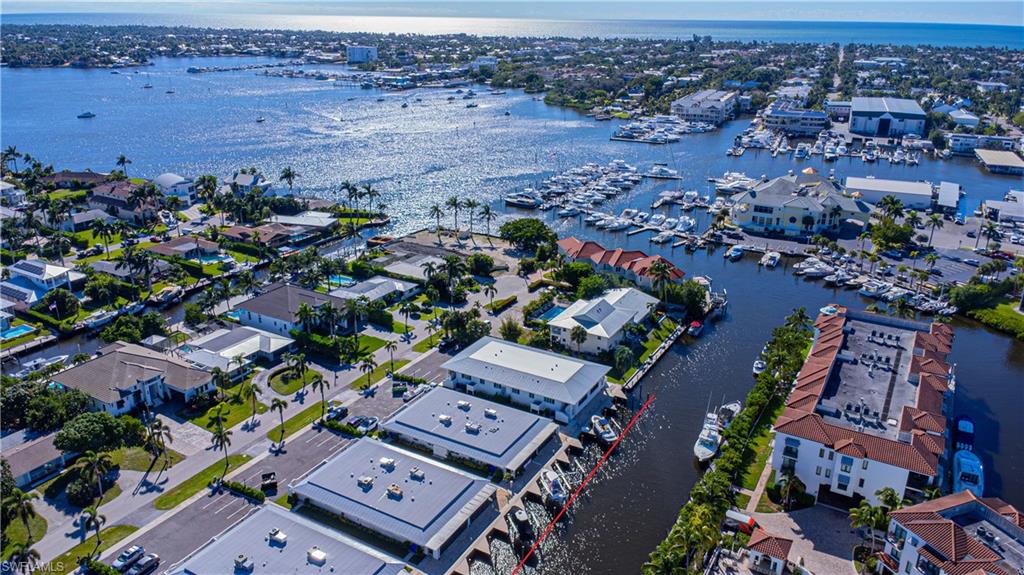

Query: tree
146;417;174;466
383;339;398;371
499;218;556;252
479;204;497;243
7;542;40;574
445;195;461;234
115;154;131;178
785;307;811;331
3;488;40;543
82;505;106;555
613;345;635;375
241;381;263;425
310;375;331;419
359;357;378;389
876;195;905;220
875;486;910;512
926;213;944;246
776;469;805;510
483;284;498;311
570;325;588;354
648;259;674;302
279;166;298;192
849;500;885;551
462;198;479;238
499;316;523;342
54;412;124;454
399;300;416;336
296;302;316;333
576;274;608;300
211;421;233;476
429;204;443;242
40;288;79;320
271;398;288;445
79;450;113;503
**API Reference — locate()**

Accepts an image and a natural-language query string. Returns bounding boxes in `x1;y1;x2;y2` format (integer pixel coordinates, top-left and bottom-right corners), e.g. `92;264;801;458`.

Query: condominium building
670;89;737;125
762;99;830;136
729;172;872;237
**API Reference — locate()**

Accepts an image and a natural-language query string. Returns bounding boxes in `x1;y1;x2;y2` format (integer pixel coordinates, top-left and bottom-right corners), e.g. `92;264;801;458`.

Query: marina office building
442;336;610;425
669;89;737;125
289;438;497;560
728;171;872;238
771;307;955;507
849;97;927;138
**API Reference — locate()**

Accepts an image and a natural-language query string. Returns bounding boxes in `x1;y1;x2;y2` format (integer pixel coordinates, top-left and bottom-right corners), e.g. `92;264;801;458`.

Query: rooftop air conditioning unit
438;414;452;425
465;422;482;434
269;528;288;545
457;400;472;410
409;466;425;481
358;476;374;488
234;554;254;572
484;408;498;419
307;546;328;566
379;457;396;470
387;484;403;499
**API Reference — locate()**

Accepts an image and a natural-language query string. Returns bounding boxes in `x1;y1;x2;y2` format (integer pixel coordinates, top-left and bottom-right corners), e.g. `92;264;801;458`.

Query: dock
623;320;684;391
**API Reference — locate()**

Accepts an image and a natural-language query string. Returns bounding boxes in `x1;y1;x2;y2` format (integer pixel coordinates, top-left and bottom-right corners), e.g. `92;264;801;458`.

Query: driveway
753;506;859;575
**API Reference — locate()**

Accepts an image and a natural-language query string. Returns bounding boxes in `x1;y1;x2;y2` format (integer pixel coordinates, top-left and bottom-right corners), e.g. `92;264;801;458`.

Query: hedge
0;248;27;265
221;239;263;259
222;480;266;503
485;295;518;313
391;372;428;386
320;419;365;437
83;560;121;575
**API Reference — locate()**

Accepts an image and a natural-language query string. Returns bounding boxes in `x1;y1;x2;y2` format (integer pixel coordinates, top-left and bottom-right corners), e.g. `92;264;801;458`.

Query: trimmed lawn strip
268;368;321;396
153;454;252;510
607;318;677;384
1;514;47;560
37;467;121;507
266;402;325;442
40;524;138;575
412;334;440;353
76;241;157;265
357;334;387;354
737;400;786;491
108;446;186;472
969;301;1024;341
354;359;410;390
185;384;267;431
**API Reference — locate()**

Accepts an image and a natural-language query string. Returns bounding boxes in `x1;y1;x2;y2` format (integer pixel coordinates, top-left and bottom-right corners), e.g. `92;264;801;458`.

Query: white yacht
651;230;674;244
662;217;679;230
648;214;667;228
647;164;680;179
606;219;631;231
858;279;891;298
675;217;696;232
634;212;650;224
557;206;580;217
759;251;781;268
693;414;721;463
620;208;638;220
590;415;618;444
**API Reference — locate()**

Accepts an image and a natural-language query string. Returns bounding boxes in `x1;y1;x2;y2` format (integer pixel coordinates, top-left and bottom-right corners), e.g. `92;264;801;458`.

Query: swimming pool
194;254;231;264
0;324;36;341
537;305;567;322
224;310;241;321
328;275;357;287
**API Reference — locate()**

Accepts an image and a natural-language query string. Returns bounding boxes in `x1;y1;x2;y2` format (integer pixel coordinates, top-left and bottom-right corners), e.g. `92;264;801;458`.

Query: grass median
1;514;47;560
42;524;138;575
266;402;325;443
153;454;252;510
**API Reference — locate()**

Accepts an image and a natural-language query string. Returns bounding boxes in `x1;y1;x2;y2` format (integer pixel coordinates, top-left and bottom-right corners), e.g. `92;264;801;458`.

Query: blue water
224;310;241;321
0;324;36;341
328;274;357;287
194;254;230;264
538;304;568;322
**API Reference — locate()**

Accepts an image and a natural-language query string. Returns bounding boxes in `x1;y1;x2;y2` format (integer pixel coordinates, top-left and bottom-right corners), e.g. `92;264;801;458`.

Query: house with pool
235;282;351;337
548;287;658;355
147;236;223;262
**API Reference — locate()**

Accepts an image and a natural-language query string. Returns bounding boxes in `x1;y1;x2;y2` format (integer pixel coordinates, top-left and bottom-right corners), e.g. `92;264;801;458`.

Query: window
789;216;797;224
815;466;822;476
841;456;853;473
858;478;865;488
825;469;832;478
838;474;850;490
828;451;834;461
819;448;825;458
783;437;801;459
754;205;773;214
862;460;869;470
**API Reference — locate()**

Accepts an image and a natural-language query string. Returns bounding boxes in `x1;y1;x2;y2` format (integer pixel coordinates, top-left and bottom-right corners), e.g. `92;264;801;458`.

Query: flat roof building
762;99;829;136
289;438;497;559
670;89;737;125
329;275;419;304
844;176;935;210
381;387;558;476
442;337;609;424
167;504;406;575
975;149;1024;176
850;97;926;137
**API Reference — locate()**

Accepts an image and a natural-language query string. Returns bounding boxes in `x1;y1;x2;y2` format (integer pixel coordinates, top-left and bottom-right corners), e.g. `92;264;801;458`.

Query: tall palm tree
211;421;233;476
383;339;398;371
570;325;588;354
359;356;378;389
926;213;944;246
876;195;904;221
785;307;811;331
241;381;263;424
483;284;497;311
399;300;416;336
3;488;40;542
271;398;288;444
115;154;132;178
146;417;174;466
279;166;298;192
20;210;43;251
79;450;113;503
94;220;115;260
875;486;910;512
7;542;40;575
310;375;331;419
339;221;362;255
441;255;465;305
478;204;497;243
3;145;21;174
462;198;479;239
429;204;444;243
849;500;885;551
345;297;367;333
445;196;460;234
164;196;183;236
296;302;316;333
82;505;106;554
647;259;673;302
362;184;380;215
904;210;922;230
776;469;805;510
344;181;360;216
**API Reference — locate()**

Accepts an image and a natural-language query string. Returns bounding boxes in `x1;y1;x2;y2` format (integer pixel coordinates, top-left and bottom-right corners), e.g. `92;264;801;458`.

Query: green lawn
224;249;258;264
40;524;138;575
273;494;293;509
737;401;786;491
608;318;677;384
734;492;751;511
358;334;387;354
1;513;47;560
185;385;268;431
72;228;121;247
0;320;49;351
266;402;326;442
268;368;321;395
153;454;252;510
76;241;157;264
969;301;1024;341
47;189;87;202
389;321;412;335
38;466;121;507
354;359;410;390
108;446;185;472
412;333;440;353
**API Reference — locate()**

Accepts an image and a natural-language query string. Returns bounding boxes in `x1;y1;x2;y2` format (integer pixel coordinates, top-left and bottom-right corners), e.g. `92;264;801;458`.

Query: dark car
112;545;144;572
438;337;458;353
346;415;366;428
126;553;159;575
966;230;977;238
357;416;379;434
326;405;349;421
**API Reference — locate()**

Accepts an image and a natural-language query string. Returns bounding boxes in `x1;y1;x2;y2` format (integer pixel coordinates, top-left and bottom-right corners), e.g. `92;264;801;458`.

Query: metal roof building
850;97;926;137
167;504;407;575
844;176;935;209
289;438;497;559
381;387;558;475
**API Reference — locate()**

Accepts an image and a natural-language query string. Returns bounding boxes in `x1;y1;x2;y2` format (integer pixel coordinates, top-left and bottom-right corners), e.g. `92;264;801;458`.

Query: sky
3;0;1023;26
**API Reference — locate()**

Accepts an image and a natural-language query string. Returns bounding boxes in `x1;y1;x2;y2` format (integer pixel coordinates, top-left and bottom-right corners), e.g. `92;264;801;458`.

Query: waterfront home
288;438;497;560
383;254;446;282
152;172;197;206
670;89;737;125
268;210;338;230
381;386;559;477
36;207;116;233
729;172;871;237
850;97;926;137
944;133;1019;155
7;258;72;293
235;282;350;337
220;223;312;249
0;181;26;206
975;149;1024;176
556;237;685;290
0;282;38;310
770;307;955;507
40;169;109;189
329;275;419;305
182;325;293;381
147;236;220;260
844;176;936;210
50;342;216;415
167;505;406;575
224;171;283;196
878;490;1024;575
744;528;794;575
548;287;658;355
761;99;829;136
90;258;171;282
442;336;610;424
1;431;74;488
89;180;157;224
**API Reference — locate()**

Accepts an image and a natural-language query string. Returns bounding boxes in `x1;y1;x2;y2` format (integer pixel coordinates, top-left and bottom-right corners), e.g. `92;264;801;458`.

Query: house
50;342;217;414
147;236;220;260
770;307;954;507
745;528;793;575
220;223;312;248
762;99;830;136
556;238;684;289
878;491;1024;575
548;288;658;354
89;180;157;224
225;172;272;195
236;282;350;336
948;108;980;128
670;89;737;125
152;173;197;206
167;505;406;575
289;438;497;560
844;176;936;210
329;275;419;304
975;149;1024;176
850;97;926;137
729;171;872;237
40;208;116;233
944;133;1018;155
442;336;610;424
346;45;378;64
975;81;1009;93
40;169;109;189
1;431;74;488
7;259;72;293
381;387;558;476
0;181;26;206
182;326;293;381
90;258;171;282
268;211;338;232
0;282;38;310
382;254;446;282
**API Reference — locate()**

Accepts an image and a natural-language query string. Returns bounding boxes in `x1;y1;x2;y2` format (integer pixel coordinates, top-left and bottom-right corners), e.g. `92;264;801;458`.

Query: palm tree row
427;200;498;244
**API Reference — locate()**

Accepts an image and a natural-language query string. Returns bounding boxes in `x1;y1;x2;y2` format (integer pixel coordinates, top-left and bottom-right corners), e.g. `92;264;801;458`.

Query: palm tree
445;196;461;234
923;252;939;271
399;300;416;336
94;220;115;260
310;375;331;419
339;221;362;255
479;204;497;244
271;398;288;444
876;195;904;221
279;166;298;192
904;210;922;230
462;198;479;239
926;213;944;246
875;486;910;512
776;469;805;510
79;450;113;503
344;181;360;216
345;297;366;333
483;284;498;311
648;259;673;302
359;356;378;389
982;221;999;249
429;204;444;243
115;154;132;178
362;184;380;215
211;421;233;476
82;505;106;554
441;255;465;305
3;488;40;543
146;417;174;466
383;339;398;371
241;381;263;425
849;500;885;551
164;196;183;236
3;145;21;174
7;542;40;575
785;307;811;331
570;325;588;354
296;302;316;333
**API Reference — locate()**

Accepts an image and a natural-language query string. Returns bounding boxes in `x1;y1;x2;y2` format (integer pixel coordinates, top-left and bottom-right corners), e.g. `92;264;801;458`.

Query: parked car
112;545;144;572
326;404;349;421
126;553;160;575
357;416;379;434
346;415;366;429
260;472;278;492
964;258;981;266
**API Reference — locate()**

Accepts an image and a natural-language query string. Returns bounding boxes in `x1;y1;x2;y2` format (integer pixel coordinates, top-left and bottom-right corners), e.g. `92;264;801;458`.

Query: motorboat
148;285;184;306
542;470;568;506
648;214;667;228
794;143;810;159
84;309;118;329
634;212;650;224
12;355;69;378
858;280;891;298
753;360;767;375
693;417;721;463
647;164;680;179
504;193;542;209
651;231;674;244
590;415;618;444
953;450;984;498
687;321;704;336
759;251;780;268
662;218;679;230
955;415;975;452
584;212;606;225
606;219;631;231
557;206;580;217
718;401;742;429
724;245;744;261
620;208;638;220
77;111;96;119
675;217;696;232
466;102;478;108
510;506;535;541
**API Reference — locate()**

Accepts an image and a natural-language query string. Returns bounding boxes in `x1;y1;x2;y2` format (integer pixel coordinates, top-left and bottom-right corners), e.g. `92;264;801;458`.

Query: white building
152;173;197;206
441;337;609;424
729;172;872;237
7;259;72;293
548;288;658;354
850;97;926;137
469;56;498;72
346;45;378;64
771;307;954;507
0;181;26;206
944;133;1019;155
670;89;737;125
948;108;980;128
844;176;935;210
761;99;830;136
236;283;350;337
183;326;293;381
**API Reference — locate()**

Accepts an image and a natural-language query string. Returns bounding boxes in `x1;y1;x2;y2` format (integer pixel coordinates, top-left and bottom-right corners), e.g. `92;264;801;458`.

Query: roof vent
457;400;472;411
484;408;498;419
465;422;482;434
409;466;425;481
379;457;395;470
268;528;288;545
387;484;403;499
438;414;452;425
307;546;328;565
358;476;374;488
234;554;254;572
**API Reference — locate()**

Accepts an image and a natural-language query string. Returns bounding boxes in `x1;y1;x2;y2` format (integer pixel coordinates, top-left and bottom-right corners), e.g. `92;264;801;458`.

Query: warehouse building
844;176;936;210
850;97;926;137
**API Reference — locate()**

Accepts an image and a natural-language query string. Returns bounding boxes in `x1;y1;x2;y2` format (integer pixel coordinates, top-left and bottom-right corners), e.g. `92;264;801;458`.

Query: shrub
221;480;266;502
83;560;121;575
320;419;365;437
119;415;147;447
66;475;97;507
391;372;427;386
467;253;495;276
55;412;125;454
485;295;518;313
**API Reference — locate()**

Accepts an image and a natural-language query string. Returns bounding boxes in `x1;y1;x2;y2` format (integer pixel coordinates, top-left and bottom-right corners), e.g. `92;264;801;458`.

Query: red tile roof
557;237;685;282
747;528;793;562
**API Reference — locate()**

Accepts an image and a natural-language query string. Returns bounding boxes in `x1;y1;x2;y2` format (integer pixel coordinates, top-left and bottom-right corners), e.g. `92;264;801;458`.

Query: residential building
221;223;313;248
182;326;293;381
147;236;220;260
50;342;217;414
745;528;794;575
381;387;558;476
975;81;1009;93
89;180;157;223
469;55;498;71
0;282;38;310
948;109;980;128
46;208;116;233
762;99;830;136
40;169;109;189
770;307;955;507
268;211;338;233
878;490;1024;575
442;336;609;424
548;288;658;354
944;133;1019;155
90;258;171;282
850;97;926;137
346;45;378;64
7;259;72;293
844;176;936;210
556;237;684;289
152;172;197;206
825;99;852;121
670;89;737;125
289;438;497;560
729;171;872;237
975;149;1024;175
329;275;419;304
0;181;26;206
236;282;350;336
167;505;406;575
1;431;73;488
224;172;274;195
382;254;446;282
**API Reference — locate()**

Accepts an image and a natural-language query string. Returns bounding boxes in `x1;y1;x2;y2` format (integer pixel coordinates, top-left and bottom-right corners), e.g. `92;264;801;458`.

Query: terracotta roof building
771;306;955;508
746;528;794;575
557;237;684;289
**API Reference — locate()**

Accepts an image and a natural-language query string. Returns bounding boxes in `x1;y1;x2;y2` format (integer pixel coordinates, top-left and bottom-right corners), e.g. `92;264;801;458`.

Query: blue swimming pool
328;275;357;287
225;310;241;321
194;254;231;264
0;324;35;341
537;305;567;322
